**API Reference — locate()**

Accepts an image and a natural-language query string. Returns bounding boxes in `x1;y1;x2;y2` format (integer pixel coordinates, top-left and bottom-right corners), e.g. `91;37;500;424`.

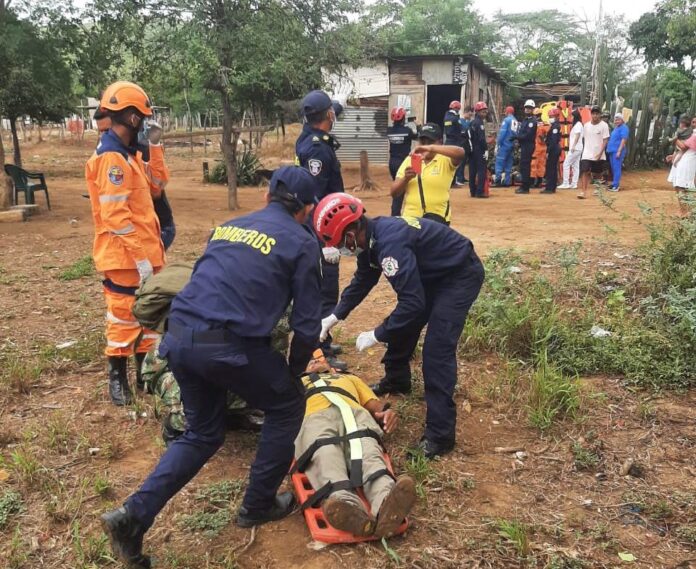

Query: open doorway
426;84;463;127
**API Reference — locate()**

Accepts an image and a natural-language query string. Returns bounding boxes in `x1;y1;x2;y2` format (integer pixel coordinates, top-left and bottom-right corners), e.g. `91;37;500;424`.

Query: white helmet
524;99;535;108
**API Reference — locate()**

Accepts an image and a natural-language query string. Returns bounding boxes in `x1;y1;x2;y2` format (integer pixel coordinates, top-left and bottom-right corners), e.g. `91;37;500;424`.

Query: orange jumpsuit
85;130;167;357
531;123;549;179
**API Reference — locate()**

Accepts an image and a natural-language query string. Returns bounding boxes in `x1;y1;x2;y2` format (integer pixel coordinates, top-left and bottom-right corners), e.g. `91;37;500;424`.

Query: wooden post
627;91;641;168
353;151;380;192
580;76;587;107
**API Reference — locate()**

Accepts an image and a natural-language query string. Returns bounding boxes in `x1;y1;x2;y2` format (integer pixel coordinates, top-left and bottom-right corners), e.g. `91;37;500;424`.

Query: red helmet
505;106;515;115
548;107;560;117
390;107;406;122
313;193;365;247
449;100;462;111
474;101;488;112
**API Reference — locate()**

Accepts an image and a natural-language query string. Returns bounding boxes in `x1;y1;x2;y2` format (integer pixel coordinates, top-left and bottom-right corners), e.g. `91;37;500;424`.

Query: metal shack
328;54;505;164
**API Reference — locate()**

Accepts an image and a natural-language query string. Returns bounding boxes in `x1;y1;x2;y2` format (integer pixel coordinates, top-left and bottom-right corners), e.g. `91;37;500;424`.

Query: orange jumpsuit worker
530;109;548;187
85;81;166;406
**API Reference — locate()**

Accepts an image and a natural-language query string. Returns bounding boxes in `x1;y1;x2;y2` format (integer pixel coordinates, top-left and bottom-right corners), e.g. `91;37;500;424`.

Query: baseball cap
418;123;442;141
590;105;601;113
301;90;344;118
269;166;319;206
614;112;624;120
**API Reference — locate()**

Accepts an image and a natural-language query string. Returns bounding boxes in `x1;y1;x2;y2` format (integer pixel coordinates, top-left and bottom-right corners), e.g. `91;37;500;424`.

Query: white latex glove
322;247;340;264
136;259;154;284
483;150;489;160
320;314;339;342
148;120;163;145
356;330;378;352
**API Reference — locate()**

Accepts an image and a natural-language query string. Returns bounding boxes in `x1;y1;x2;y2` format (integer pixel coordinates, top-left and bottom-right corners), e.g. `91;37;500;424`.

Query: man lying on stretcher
294;353;417;538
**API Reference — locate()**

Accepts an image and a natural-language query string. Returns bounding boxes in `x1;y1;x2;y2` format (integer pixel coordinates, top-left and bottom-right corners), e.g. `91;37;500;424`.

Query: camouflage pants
141;312;290;437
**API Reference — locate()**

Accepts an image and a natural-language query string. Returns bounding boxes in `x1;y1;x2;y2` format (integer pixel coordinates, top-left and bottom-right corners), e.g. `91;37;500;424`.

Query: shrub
208;148;262;186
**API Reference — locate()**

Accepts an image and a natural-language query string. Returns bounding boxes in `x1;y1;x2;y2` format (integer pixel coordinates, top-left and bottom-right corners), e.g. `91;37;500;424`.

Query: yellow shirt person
390;122;464;225
302;373;378;417
396;153;457;223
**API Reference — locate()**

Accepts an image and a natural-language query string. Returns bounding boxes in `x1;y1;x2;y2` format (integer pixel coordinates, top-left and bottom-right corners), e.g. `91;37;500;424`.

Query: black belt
166;322;269;345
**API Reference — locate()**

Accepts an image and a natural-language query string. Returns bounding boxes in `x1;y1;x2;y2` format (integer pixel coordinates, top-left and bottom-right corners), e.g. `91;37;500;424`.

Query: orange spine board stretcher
291;454;409;544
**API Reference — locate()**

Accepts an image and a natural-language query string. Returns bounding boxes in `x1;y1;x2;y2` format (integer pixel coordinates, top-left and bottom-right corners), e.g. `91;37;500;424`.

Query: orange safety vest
85;130;166;272
531;123;549;178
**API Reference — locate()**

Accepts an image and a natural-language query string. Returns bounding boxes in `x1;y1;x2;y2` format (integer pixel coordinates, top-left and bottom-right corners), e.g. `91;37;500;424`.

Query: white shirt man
578;106;610;199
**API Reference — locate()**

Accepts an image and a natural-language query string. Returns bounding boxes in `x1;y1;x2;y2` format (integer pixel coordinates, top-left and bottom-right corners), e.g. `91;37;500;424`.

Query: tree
655;67;694;115
629;0;696;73
372;0;497;56
0;9;75;168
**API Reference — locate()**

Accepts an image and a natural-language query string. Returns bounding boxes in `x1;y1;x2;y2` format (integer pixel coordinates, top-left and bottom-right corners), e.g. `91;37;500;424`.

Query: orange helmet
548;107;560;118
391;107;406;122
449;100;462;111
100;81;153;117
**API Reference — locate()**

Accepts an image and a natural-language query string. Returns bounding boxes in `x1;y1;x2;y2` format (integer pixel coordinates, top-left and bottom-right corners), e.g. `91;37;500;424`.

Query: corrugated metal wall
334;107;389;164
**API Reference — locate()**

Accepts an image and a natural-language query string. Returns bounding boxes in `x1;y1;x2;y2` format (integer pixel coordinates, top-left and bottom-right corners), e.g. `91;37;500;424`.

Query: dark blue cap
419;122;442;141
269;166;319;206
301;90;344;118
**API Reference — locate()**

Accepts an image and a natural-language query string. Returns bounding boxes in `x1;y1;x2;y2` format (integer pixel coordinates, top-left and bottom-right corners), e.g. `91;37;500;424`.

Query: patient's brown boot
374;476;417;538
323;496;375;536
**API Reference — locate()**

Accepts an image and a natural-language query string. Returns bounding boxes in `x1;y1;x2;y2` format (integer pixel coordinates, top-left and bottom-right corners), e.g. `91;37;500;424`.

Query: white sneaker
558;184;570;189
570;185;578;189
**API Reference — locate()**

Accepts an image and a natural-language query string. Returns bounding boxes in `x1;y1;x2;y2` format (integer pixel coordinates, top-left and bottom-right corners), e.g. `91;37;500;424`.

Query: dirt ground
0;131;694;569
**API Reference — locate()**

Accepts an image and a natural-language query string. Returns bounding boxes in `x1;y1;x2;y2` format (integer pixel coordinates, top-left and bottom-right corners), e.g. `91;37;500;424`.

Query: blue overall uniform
387;124;416;215
544;121;562;192
468;115;488;197
515;116;537;192
295;124;344;347
443;110;463;146
606;123;629;188
124;202;322;527
456;117;471;183
333;216;484;445
495;114;517;186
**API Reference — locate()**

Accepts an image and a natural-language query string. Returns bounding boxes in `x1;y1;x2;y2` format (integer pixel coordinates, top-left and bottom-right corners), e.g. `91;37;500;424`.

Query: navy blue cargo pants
124;322;305;529
468;151;487;197
389;159;405;216
382;254;484;444
519;143;534;191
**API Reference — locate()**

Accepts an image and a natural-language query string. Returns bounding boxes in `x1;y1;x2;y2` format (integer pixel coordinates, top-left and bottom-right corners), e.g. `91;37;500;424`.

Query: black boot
370;377;411;396
408;436;455;460
101;505;150;569
134;353;146;392
236;491;297;528
108;357;132;406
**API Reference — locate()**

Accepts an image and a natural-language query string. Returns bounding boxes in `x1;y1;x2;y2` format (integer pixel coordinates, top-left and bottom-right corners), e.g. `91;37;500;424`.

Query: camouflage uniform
142;308;292;444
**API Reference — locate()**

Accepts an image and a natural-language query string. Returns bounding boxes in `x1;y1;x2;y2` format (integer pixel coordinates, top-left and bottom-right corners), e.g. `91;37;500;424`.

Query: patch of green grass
403;449;434;499
675;524;696;546
92;473;113;498
381;537;402;565
46;412;72;453
527;355;580;431
71;521;114;567
0;349;43;394
0;490;23;529
179;479;244;538
496;518;530;557
58;255;94;281
7;526;29;569
545;555;588;569
571;441;601;471
10;446;46;486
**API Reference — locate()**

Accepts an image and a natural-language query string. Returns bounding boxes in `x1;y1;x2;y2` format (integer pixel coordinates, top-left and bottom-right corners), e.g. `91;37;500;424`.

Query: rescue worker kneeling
294;357;416;538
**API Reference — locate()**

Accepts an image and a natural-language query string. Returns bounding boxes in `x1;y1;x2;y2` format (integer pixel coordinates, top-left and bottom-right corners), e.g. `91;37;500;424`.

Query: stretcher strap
300;470;395;511
305;385;359;404
292;428;383;475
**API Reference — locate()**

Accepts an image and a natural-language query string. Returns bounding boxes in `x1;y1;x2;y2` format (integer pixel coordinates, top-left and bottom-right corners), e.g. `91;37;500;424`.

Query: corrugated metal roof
333;107;389;164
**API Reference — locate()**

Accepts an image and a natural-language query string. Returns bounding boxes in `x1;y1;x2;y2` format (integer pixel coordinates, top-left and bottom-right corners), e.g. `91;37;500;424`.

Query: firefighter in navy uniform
468;101;489;199
444;100;465;188
316;194;485;459
542;107;562;194
295;90;347;369
387;106;417;215
101;167;323;568
514;99;537;195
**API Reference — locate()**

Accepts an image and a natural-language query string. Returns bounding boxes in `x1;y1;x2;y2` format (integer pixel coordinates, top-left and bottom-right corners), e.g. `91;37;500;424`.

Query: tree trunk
220;91;239;210
10;118;21;168
0;125;13;209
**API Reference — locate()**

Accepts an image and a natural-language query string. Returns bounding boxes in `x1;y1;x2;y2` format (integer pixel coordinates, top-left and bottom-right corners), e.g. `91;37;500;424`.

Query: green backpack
132;262;193;333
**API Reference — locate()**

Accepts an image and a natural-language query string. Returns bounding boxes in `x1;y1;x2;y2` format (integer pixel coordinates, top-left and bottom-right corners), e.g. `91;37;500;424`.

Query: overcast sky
473;0;657;21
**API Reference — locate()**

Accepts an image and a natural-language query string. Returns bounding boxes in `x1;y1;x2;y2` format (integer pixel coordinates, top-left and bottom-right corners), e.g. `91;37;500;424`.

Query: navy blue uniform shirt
334;216;476;342
387;125;416;163
469;116;487;154
295;124;344;199
443;110;463;145
546;122;562;153
170;202;322;344
516;115;537;146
